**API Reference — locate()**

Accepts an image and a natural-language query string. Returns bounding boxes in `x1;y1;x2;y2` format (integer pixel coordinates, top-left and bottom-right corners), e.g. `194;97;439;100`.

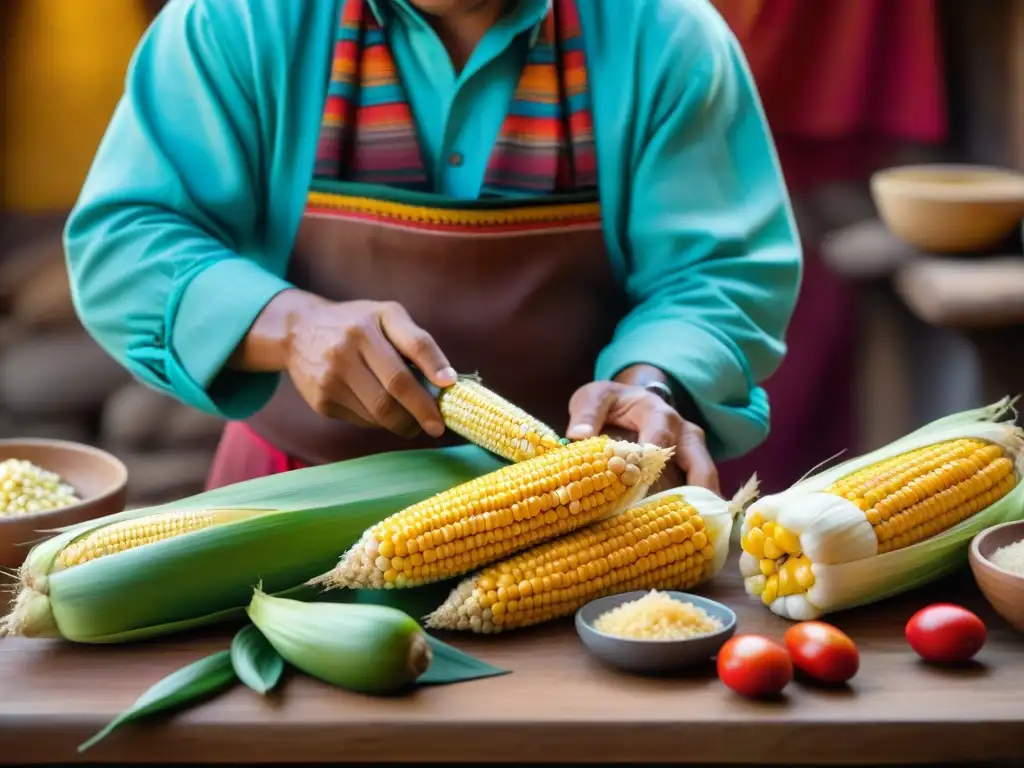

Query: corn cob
52;508;262;571
314;436;672;590
739;398;1024;621
1;445;504;643
435;375;565;463
425;477;758;633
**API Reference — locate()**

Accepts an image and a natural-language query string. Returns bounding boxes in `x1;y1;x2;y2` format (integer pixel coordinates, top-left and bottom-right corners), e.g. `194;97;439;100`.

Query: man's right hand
232;291;457;439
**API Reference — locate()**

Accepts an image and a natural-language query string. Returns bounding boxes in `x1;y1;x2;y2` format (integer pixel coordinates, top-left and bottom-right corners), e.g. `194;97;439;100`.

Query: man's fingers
309;381;377;428
342;356;421;439
362;331;446;438
675;424;720;494
380;304;457;389
636;411;678;451
566;382;619;439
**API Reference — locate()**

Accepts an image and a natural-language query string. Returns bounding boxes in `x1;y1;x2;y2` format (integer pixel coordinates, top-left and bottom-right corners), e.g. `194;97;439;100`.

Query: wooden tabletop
2;553;1023;765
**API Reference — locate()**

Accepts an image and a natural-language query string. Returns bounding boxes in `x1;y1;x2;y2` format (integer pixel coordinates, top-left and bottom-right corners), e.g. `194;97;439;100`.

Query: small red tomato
783;621;859;684
717;634;793;698
905;603;987;664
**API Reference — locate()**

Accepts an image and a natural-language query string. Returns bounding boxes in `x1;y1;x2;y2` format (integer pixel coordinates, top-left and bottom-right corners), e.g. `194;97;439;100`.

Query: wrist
613;364;705;427
613;364;670;391
229;288;325;373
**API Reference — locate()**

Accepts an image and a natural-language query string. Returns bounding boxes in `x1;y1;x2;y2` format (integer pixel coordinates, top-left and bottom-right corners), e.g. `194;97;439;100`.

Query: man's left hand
565;381;720;494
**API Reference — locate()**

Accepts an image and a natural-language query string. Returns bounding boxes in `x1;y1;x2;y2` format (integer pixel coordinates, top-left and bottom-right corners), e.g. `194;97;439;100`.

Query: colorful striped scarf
314;0;597;196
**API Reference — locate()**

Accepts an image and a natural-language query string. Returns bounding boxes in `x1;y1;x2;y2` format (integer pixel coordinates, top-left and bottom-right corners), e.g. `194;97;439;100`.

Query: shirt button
448;152;464;168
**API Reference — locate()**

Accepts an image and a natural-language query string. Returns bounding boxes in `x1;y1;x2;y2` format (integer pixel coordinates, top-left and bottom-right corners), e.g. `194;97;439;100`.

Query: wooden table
1;553;1023;766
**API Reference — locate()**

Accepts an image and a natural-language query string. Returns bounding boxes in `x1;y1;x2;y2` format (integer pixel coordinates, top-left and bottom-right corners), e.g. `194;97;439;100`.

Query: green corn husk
247;587;431;694
1;445;504;643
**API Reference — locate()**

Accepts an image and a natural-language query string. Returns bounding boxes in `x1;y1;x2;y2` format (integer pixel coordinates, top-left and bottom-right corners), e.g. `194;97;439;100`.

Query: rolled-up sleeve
596;9;802;461
64;0;292;419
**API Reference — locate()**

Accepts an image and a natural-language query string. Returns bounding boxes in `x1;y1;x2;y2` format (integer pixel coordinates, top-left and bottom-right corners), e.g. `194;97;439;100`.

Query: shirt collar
364;0;552;47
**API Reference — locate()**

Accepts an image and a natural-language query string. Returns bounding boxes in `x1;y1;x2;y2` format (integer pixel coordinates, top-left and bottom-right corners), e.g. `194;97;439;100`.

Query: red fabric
206;423;308;490
714;0;947;146
713;0;947;495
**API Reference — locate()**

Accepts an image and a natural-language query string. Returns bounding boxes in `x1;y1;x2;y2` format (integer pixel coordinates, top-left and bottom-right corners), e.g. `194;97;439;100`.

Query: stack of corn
313;434;673;590
424;478;758;633
311;375;762;630
739;397;1024;620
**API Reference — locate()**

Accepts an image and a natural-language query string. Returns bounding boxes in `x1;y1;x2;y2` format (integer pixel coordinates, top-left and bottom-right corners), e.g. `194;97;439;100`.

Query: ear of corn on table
1;445;505;643
739;397;1024;620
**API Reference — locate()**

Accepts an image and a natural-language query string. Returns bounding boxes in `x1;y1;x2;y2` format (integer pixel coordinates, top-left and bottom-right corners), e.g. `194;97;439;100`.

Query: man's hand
233;290;457;438
287;299;457;438
565;380;719;494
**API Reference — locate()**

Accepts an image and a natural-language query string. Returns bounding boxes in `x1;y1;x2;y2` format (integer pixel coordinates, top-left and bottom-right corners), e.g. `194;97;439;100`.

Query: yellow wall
2;0;151;211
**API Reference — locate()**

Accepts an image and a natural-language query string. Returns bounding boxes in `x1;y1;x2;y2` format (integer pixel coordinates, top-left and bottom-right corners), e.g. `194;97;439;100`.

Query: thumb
566;382;618;440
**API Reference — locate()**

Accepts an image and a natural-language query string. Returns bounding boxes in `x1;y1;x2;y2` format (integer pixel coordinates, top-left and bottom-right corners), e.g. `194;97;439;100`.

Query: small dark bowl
0;439;128;571
969;520;1024;634
575;591;737;675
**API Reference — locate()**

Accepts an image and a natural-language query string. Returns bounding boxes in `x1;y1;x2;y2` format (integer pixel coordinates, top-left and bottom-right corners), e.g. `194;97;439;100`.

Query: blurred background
2;0;1024;506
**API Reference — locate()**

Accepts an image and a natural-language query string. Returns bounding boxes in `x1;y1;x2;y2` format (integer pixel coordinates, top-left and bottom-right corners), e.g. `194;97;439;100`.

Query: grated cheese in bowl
592;590;723;641
990;538;1024;576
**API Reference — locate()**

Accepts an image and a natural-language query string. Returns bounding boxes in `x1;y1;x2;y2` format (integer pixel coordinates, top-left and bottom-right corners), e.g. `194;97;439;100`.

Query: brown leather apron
241;192;629;467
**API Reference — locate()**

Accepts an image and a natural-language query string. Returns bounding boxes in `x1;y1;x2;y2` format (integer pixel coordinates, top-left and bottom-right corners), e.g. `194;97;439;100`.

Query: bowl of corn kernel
0;439;128;571
575;590;737;674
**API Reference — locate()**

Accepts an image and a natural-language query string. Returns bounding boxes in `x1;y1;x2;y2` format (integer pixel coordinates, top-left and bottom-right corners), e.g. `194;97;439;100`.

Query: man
64;0;802;493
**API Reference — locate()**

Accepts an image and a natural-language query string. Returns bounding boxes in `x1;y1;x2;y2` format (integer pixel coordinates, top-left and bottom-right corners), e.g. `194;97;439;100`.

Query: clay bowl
968;520;1024;634
575;591;737;675
870;164;1024;253
0;439;128;572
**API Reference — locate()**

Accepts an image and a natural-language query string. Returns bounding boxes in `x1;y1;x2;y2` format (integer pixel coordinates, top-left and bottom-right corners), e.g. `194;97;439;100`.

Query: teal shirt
64;0;802;461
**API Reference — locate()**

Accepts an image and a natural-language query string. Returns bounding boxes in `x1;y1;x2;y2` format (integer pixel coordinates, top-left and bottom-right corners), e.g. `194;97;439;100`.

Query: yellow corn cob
827;438;1015;553
426;496;706;632
739;399;1024;621
743;438;1016;607
53;509;264;571
437;375;564;462
314;436;672;590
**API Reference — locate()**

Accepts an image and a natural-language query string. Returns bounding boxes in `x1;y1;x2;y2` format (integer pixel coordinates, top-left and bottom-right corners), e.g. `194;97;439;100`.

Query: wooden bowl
968;520;1024;634
0;439;128;571
870;164;1024;253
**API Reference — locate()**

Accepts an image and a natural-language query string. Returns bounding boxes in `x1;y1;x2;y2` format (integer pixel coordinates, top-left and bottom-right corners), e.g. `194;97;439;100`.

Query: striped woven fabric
314;0;597;196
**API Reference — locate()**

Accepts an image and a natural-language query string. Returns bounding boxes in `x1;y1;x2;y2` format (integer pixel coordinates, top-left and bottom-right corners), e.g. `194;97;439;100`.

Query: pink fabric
206;423;309;490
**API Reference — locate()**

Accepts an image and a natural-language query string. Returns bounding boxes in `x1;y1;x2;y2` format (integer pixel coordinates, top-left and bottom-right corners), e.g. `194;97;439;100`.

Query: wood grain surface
1;552;1023;765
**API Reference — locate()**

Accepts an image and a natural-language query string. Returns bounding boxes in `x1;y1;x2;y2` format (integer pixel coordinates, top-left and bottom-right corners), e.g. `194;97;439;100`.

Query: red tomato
717;634;793;698
905;603;987;664
783;621;859;685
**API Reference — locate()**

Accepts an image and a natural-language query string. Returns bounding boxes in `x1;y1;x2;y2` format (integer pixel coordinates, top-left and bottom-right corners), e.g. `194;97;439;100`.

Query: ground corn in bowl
593;590;723;640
